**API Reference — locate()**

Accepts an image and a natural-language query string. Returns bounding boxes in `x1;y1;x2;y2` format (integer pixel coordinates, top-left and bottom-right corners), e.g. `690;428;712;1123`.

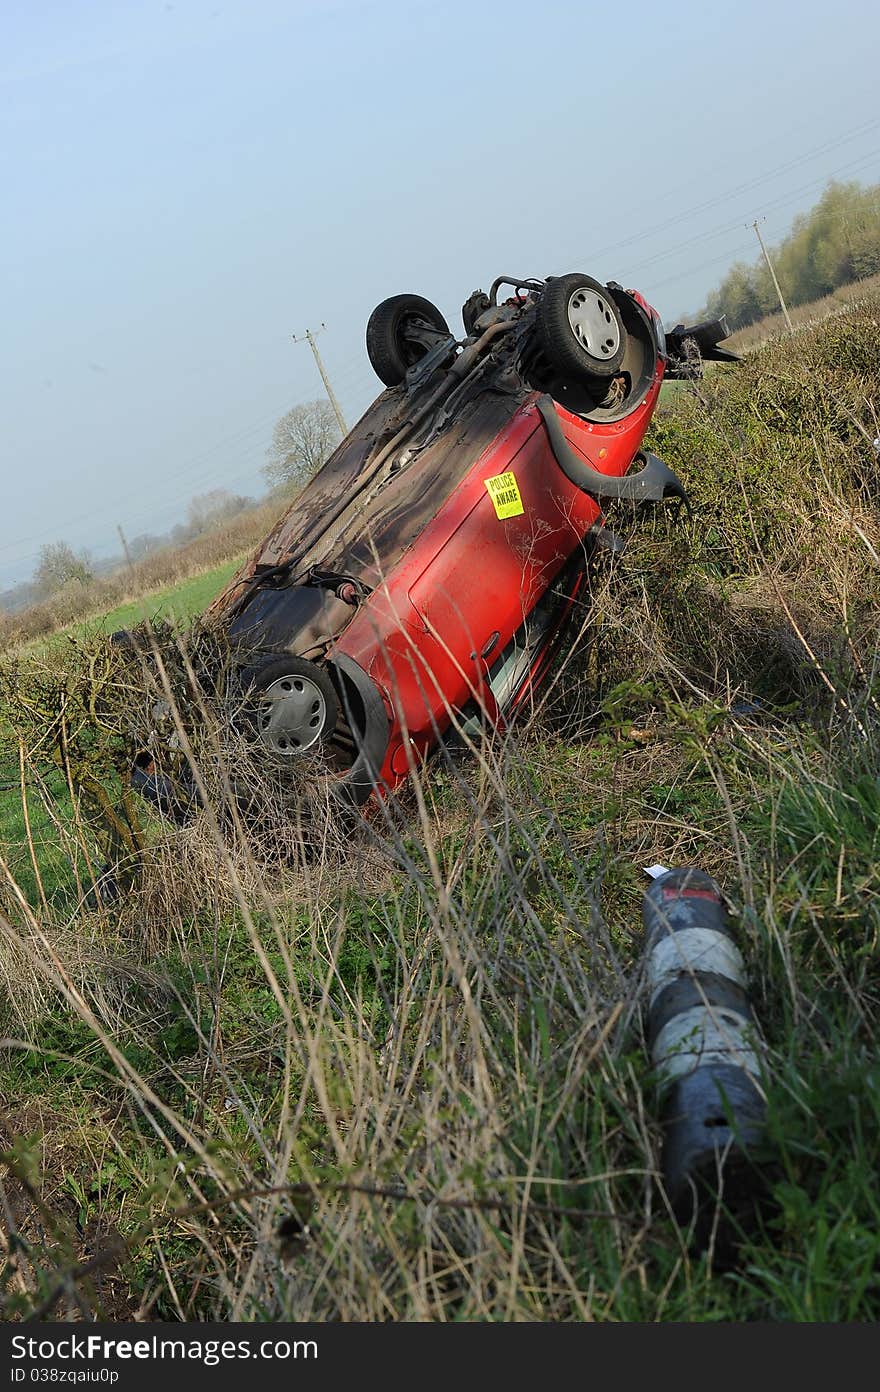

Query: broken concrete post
642;867;767;1247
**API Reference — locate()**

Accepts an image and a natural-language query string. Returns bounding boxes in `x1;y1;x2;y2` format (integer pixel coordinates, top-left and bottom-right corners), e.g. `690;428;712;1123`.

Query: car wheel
241;656;339;758
534;273;626;382
366;293;451;386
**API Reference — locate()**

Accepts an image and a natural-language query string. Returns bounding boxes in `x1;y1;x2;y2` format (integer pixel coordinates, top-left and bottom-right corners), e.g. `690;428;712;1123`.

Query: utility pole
293;324;348;435
748;218;794;332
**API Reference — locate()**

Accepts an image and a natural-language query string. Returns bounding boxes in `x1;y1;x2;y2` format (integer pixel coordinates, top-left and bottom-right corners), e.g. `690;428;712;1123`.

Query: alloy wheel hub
257;673;328;755
567;288;620;359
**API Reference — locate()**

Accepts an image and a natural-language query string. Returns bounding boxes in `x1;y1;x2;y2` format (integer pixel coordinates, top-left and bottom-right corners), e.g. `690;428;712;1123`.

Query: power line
642;240;758;293
0;404;284;561
623;148;880;280
632;147;878;299
5;116;878;584
557;113;880;273
0;339;384;572
616;113;880;225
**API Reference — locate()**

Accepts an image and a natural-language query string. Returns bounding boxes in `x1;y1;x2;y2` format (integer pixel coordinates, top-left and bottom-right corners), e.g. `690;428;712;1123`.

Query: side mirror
665;313;739;378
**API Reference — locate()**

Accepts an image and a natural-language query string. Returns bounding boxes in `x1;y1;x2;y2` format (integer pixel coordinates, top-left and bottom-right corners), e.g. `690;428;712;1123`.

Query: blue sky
2;0;878;590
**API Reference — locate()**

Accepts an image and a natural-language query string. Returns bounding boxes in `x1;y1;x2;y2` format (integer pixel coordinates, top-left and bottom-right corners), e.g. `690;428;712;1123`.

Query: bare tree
34;541;94;594
186;488;254;537
126;532;163;561
263;400;341;493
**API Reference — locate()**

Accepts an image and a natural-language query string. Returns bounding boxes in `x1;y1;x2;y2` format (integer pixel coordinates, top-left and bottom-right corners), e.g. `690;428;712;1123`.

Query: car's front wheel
240;655;340;758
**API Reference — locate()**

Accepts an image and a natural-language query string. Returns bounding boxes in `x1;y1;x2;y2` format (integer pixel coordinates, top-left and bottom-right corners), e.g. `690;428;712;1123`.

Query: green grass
93;558;241;636
16;557;243;659
0;558;241;906
0;770;77;906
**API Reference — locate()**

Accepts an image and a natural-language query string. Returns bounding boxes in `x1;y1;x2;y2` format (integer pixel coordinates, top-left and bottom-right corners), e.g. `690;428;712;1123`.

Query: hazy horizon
2;0;878;592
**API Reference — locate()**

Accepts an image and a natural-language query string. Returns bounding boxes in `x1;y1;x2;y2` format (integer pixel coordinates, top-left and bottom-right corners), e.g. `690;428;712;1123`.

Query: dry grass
2;660;877;1320
1;296;880;1321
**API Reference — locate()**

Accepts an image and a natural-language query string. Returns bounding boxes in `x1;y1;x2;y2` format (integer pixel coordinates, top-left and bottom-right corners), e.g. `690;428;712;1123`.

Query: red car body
193;276;734;807
334;376;660;789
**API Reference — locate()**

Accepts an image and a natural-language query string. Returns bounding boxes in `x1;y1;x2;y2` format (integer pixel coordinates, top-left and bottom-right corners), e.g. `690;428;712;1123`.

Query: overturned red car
182;272;736;806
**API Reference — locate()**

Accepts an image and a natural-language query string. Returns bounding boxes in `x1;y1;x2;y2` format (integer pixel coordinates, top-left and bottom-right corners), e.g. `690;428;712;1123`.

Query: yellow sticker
484;470;524;520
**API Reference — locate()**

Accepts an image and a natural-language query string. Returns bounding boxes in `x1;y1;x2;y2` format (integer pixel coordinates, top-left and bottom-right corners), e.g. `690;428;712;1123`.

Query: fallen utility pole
748;218;794;332
293;324;348;435
641;866;768;1255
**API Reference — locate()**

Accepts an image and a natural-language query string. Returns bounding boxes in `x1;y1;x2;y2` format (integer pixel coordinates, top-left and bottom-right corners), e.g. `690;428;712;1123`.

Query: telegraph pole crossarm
293;323;348;435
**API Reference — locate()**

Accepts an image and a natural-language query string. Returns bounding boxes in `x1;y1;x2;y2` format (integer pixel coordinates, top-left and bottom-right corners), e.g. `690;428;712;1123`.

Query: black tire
535;273;626;381
366;293;450;386
238;655;339;757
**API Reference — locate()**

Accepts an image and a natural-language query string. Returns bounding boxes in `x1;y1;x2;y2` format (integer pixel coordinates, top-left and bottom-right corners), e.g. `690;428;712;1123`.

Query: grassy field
0;558;241;910
1;299;879;1321
86;558;241;636
1;494;285;652
26;556;243;650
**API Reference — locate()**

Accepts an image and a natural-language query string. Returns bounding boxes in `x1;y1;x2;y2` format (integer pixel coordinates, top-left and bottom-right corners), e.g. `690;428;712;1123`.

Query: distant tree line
701;180;880;330
2;489;255;612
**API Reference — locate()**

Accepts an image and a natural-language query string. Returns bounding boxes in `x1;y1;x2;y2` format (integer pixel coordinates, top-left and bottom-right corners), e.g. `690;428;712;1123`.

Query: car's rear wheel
535;273;626;382
366;293;451;386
